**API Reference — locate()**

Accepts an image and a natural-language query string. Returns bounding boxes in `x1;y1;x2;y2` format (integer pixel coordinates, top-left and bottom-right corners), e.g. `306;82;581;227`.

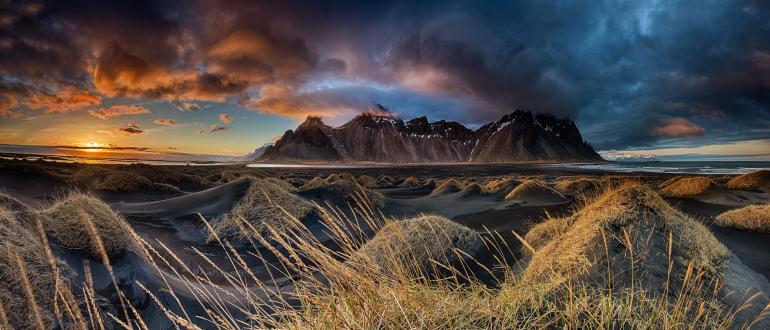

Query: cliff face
258;107;601;163
469;110;601;162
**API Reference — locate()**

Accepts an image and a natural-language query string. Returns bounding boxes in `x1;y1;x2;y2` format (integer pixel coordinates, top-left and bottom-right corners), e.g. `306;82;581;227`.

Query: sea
546;161;770;175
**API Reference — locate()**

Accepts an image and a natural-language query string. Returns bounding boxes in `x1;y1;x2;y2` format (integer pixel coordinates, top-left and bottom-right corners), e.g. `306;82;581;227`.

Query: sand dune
660;176;743;205
207;178;316;242
355;215;482;277
519;183;770;326
115;177;252;218
428;178;466;197
727;170;770;192
41;192;138;257
715;204;770;232
298;178;386;208
504;180;568;205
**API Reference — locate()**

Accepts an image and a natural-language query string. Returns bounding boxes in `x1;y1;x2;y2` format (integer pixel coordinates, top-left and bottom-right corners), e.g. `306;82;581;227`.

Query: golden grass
428;178;466;197
519;182;728;297
355;215;482;276
94;171;181;193
553;177;601;195
357;175;378;188
263;177;298;193
482;177;520;195
40;192;137;257
3;180;765;328
659;176;720;197
377;175;398;187
504;180;566;202
208;178;316;242
398;176;421;188
715;204;770;232
0;193;83;329
299;178;386;208
727;170;770;191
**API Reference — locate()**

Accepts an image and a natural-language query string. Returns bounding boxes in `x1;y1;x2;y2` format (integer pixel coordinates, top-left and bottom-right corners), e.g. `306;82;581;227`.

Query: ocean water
547;161;770;175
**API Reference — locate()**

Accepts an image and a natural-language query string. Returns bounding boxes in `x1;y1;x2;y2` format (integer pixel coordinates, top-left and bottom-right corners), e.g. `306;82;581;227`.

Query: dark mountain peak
534;113;585;146
258;107;602;163
406;116;429;127
300;115;328;128
346;105;404;129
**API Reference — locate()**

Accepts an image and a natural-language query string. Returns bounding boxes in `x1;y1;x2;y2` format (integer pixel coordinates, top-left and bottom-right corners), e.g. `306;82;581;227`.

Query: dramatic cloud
652;118;705;138
0;82;101;115
219;113;232;124
88;104;151;120
154;118;177;126
1;0;768;151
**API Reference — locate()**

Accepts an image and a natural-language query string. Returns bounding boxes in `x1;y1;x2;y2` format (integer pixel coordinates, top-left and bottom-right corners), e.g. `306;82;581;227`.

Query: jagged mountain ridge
257;106;602;163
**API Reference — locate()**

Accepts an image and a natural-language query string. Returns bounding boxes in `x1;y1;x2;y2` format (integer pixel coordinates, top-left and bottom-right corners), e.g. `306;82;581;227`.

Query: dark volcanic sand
2;158;770;328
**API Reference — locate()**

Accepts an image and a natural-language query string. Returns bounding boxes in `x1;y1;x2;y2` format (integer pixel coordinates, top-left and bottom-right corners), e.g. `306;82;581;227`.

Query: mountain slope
258;107;601;163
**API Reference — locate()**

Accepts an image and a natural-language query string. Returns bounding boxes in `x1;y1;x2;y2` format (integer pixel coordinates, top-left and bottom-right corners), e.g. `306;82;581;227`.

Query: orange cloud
88;104;151;120
219;113;232;124
206;29;314;83
652;117;705;138
154;118;178;126
244;83;358;120
93;44;246;102
0;83;101;115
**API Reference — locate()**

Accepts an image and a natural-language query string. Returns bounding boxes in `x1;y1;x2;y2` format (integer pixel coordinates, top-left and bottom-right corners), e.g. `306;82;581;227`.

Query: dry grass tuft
483;177;520;195
457;182;486;197
377;175;398;187
263;177;298;193
504;180;567;204
553;177;601;195
519;182;728;297
398;176;421;188
357;175;378;188
94;171;181;193
208;178;316;241
40;192;137;257
659;176;721;197
355;215;482;276
0;206;74;329
726;170;770;192
715;204;770;232
428;178;466;197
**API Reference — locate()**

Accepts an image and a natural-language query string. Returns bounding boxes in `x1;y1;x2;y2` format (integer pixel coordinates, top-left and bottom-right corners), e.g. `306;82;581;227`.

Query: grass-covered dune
715;204;770;233
727;170;770;192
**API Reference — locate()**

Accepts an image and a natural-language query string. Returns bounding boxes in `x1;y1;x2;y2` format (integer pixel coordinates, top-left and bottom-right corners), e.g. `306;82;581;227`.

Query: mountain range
256;105;602;163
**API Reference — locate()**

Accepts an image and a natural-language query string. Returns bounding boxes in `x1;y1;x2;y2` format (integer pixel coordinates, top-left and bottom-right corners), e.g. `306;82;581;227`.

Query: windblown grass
715;204;770;232
5;182;768;329
0;194;82;329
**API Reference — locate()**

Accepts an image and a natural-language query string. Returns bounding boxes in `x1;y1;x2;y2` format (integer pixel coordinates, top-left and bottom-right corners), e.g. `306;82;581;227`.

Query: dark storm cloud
1;0;769;150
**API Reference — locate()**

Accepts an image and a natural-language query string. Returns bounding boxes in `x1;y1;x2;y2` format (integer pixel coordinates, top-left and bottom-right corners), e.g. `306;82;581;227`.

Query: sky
0;0;769;159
